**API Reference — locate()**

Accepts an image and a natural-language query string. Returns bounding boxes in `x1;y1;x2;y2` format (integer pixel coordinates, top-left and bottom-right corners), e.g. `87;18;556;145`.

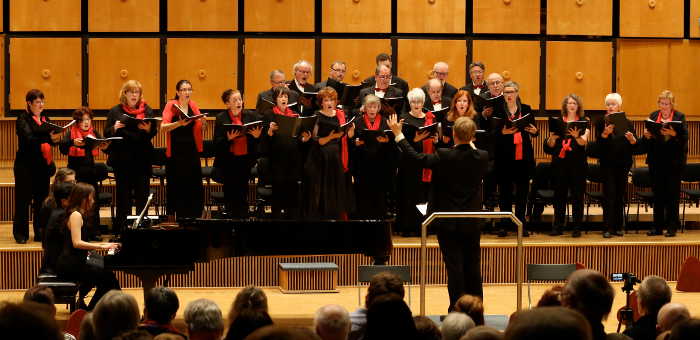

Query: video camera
610;272;641;293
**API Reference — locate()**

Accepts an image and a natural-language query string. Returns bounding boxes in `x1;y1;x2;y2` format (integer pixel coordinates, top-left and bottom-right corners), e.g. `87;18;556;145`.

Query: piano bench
278;262;339;294
37;275;79;312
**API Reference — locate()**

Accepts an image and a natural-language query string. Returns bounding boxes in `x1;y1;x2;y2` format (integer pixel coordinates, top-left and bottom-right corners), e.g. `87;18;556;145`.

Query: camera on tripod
610;272;642;292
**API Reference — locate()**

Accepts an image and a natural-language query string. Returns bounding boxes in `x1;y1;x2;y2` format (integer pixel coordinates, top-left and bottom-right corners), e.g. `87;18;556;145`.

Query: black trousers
437;222;483;311
113;165;150;232
271;179;301;219
13;161;50;241
553;163;586;228
650;163;683;233
497;161;530;229
601;164;629;232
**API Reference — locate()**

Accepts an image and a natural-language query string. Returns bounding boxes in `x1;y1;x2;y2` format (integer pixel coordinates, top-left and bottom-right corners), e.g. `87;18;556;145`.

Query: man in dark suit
388;113;489;311
361;53;409;96
422;78;451;113
287;60;318;116
255;69;300;114
315;61;346;93
460;62;488;113
356;64;404;115
421;61;458;100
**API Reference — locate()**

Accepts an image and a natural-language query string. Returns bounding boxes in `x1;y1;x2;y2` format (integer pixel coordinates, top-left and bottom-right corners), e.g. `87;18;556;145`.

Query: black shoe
15;237;27;244
665;231;677;237
603;232;612;238
522;230;530;237
647;230;663;236
572;230;582;238
497;229;507;238
613;231;624;237
549;228;563;236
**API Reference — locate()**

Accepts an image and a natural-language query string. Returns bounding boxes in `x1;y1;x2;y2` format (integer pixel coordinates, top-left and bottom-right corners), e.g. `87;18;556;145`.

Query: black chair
94;162;114;225
628;167;654;233
681;163;700;232
254;157;273;217
585;163;605;233
150;147;167;215
200;140;216;184
526;264;577;308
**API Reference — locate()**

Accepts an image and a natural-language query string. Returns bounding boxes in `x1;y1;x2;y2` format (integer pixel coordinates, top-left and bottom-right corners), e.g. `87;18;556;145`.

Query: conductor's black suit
396;137;489;310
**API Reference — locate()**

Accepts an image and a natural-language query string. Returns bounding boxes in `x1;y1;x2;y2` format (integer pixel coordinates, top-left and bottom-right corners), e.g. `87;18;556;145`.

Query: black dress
104;104;158;231
305;112;355;219
166;108;204;218
352;114;396;219
395;112;431;236
13;112;56;243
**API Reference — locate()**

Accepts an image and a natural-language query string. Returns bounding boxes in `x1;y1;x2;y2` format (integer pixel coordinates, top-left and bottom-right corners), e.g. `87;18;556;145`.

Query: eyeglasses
297;70;312;74
331;68;346;73
179;88;193;92
503;90;517;94
434;71;448;77
470;70;484;75
377;75;391;80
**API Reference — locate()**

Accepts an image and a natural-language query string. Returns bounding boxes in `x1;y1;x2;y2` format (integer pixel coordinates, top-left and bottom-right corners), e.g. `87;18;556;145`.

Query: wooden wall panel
397;40;466;93
167;38;238;110
546;41;612;110
321;39;391;86
168;0;238;31
88;38;160;110
620;0;683;37
473;0;540;34
9;38;82;110
322;0;391;33
692;0;700;38
244;0;314;32
616;39;674;117
243;39;315;108
88;0;159;32
397;0;466;34
547;0;612;36
473;40;540;109
0;37;4;115
668;40;700;118
10;0;81;31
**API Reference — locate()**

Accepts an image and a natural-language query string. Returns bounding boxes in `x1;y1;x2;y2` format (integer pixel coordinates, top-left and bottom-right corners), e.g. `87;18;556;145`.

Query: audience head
485;73;504;95
0;301;62;340
604;93;623;113
504;307;591;340
414;316;441;340
454;294;485;326
562;270;615;323
375;53;392;68
92;290;140;340
224;309;273;340
638;275;672;317
270;70;287;88
657;303;690;333
461;326;503;340
536;285;564;307
113;330;156;340
365;272;405;309
442;312;475;340
329;61;347;82
246;325;322;340
293;60;313;85
229;286;269;323
669;318;700;340
365;293;417;340
432;62;449;82
469;62;486;84
119;80;144;107
313;304;350;340
453;117;477;145
154;333;186;340
184;298;225;340
408;88;426;112
561;94;584;119
80;312;97;340
23;285;57;317
144;287;179;325
374;64;392;89
26;88;46;114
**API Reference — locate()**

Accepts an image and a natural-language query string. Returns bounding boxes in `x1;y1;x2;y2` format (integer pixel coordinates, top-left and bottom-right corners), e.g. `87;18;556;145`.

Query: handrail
419;211;524;315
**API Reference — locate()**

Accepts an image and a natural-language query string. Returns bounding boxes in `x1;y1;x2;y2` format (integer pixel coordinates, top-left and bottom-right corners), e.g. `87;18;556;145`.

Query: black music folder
273;115;318;138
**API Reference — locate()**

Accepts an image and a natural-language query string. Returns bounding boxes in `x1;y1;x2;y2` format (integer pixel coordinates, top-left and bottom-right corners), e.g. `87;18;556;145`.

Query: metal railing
419;211;525;315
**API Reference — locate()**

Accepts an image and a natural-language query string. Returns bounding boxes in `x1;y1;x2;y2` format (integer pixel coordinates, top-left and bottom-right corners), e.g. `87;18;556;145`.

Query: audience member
414;316;441;340
246;325;322;340
92;290;140;340
623;276;671;340
365;293;417;340
314;304;350;340
229;286;269;324
536;285;564;307
657;303;690;335
349;272;405;340
504;307;591;340
224;308;273;340
668;318;700;340
139;287;185;338
184;298;225;340
454;294;485;326
24;285;78;340
460;326;503;340
442;312;475;340
113;330;154;340
0;301;63;340
561;270;615;340
79;312;96;340
153;333;185;340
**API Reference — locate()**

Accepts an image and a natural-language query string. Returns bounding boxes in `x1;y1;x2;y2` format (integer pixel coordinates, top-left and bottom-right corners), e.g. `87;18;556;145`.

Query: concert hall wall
0;0;697;118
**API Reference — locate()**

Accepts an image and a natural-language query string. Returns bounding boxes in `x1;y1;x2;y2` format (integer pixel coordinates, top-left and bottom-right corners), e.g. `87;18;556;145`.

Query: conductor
388;114;489;311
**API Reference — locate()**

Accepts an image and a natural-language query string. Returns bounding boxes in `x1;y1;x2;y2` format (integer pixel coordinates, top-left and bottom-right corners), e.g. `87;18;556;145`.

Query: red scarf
162;100;203;158
121;101;146;119
363;114;382;130
508;111;523;161
68;125;99;157
228;109;247;156
422;111;435;182
337;109;350;172
559;116;573;159
273;105;298;117
656;110;674;123
31;115;52;165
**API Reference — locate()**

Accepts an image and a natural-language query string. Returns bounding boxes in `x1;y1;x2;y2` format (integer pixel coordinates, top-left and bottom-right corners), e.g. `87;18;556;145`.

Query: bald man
421;62;457;100
423;78;451;113
657;303;690;334
288;60;318;116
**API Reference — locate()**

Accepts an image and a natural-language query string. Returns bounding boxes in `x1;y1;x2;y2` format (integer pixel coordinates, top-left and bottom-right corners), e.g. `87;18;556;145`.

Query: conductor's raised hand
388;114;403;136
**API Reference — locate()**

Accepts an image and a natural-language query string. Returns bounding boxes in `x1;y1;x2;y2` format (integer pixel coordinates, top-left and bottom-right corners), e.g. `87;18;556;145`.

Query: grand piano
108;218;393;297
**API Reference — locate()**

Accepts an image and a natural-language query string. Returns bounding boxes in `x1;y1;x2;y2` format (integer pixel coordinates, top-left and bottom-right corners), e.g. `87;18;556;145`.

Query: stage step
279;262;339;294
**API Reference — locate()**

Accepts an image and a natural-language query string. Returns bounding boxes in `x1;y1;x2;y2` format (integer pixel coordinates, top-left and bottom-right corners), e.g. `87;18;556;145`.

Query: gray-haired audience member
623;276;672;340
657;303;690;334
442;312;475;340
314;304;350;340
504;307;591;340
184;298;225;340
669;318;700;340
460;326;503;340
349;272;405;340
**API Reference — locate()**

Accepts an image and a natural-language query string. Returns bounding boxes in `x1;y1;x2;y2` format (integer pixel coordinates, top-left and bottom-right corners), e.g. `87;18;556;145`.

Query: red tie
374;88;385;92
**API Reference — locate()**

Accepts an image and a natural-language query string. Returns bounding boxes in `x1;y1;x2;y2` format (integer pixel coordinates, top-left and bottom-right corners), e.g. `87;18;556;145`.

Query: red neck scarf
336;109;350;172
68;124;98;157
121;101;146;119
559;115;574;159
422;111;435;182
163;100;203;158
374;88;386;92
508;110;523;161
31;114;52;165
273;105;298;117
656;110;674;123
228;109;247;156
363;114;382;130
